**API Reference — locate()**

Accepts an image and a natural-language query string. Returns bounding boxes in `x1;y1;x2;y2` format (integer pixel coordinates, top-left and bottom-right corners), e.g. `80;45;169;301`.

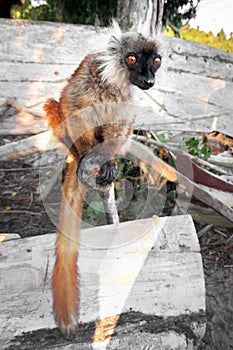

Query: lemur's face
125;50;161;90
101;30;161;90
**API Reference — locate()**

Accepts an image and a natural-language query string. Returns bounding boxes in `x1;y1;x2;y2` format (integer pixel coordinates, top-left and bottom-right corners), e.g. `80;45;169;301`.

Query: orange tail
52;158;87;334
52;233;79;334
43;98;67;141
44;98;63;129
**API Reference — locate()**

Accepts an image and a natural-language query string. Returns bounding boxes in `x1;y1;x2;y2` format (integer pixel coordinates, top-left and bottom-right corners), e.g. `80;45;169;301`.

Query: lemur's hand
96;160;117;186
76;151;117;188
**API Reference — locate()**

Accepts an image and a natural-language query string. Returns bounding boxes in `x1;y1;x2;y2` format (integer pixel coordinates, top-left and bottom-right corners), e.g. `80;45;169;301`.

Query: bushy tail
44;99;65;138
52;160;86;334
52;235;79;335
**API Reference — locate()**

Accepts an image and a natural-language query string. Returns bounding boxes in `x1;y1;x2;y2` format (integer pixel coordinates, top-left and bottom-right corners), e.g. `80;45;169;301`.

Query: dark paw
76;152;117;188
96;160;117;186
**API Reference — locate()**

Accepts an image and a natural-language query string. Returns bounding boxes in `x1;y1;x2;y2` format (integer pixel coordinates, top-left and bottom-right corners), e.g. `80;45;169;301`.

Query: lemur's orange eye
127;55;137;65
153;57;161;67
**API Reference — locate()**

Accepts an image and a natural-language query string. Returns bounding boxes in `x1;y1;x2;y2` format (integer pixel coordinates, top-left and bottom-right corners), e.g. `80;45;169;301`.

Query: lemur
44;21;161;335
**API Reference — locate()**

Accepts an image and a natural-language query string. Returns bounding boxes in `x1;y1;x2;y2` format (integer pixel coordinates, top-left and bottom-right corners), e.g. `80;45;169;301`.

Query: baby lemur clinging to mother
44;21;161;335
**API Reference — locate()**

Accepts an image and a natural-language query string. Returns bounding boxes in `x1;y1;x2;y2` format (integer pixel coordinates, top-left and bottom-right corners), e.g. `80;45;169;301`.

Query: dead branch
0;126;49;137
124;138;233;222
197;224;213;238
0;101;11;117
0;127;232;223
0;131;66;161
5;98;44;119
122;138;178;183
208;152;233;168
132;134;228;175
0;165;54;172
0;210;42;216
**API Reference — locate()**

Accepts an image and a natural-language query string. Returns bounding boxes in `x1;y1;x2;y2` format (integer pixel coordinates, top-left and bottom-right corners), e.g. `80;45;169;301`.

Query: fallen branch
0;210;42;216
0;165;54;172
208;152;233;168
0;131;65;161
122;138;178;183
132;134;228;175
1;128;232;223
0;126;48;136
0;101;11;117
0;98;48;136
5;98;44;119
197;224;213;238
124;139;233;222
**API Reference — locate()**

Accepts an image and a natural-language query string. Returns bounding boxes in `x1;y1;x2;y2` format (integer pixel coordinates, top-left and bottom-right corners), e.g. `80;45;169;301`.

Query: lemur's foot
76;152;117;188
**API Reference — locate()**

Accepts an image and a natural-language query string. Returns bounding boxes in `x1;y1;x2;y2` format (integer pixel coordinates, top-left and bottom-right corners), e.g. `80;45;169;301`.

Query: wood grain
0;19;232;136
0;215;205;349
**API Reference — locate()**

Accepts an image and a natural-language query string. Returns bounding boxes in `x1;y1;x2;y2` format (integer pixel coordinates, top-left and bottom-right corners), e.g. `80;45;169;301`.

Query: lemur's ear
107;19;123;54
109;19;122;39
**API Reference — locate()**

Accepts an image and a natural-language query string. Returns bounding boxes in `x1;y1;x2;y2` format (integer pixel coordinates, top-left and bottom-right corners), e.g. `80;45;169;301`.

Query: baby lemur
44;21;161;335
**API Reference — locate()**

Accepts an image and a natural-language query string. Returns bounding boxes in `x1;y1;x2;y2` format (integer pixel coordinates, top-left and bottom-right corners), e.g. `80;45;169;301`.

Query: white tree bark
117;0;165;37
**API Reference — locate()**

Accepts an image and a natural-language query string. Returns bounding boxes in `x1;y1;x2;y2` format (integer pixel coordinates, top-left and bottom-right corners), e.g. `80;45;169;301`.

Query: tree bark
117;0;164;37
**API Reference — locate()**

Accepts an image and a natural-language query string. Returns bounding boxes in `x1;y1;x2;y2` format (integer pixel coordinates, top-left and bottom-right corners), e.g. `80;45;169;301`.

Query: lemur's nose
144;79;154;88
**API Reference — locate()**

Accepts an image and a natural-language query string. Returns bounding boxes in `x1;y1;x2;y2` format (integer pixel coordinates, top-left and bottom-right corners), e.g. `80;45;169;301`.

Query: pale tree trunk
117;0;164;37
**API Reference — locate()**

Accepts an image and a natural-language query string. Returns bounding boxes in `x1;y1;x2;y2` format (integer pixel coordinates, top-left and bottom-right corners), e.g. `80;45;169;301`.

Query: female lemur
44;21;161;335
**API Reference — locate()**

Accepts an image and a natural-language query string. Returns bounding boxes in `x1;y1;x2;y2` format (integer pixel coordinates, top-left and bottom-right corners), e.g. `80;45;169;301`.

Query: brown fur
44;54;134;334
51;158;87;334
44;20;161;332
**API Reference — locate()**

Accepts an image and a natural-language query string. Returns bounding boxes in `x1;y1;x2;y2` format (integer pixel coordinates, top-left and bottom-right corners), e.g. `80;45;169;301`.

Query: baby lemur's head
100;20;161;90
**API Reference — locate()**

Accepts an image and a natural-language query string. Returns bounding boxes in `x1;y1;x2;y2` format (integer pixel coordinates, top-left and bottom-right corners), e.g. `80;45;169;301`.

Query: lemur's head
100;20;161;90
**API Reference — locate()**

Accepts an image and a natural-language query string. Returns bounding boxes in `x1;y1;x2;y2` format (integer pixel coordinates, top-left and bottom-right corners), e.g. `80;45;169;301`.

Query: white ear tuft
109;19;122;40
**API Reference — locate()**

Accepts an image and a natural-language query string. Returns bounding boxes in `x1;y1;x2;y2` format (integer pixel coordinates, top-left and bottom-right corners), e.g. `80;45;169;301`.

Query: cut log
0;215;206;349
0;19;233;136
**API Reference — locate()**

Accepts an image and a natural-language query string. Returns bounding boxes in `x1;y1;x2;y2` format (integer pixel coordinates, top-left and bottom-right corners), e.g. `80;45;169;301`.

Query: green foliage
13;0;199;28
180;25;233;54
163;0;200;29
12;0;60;22
156;132;173;144
12;0;117;25
164;24;233;54
155;131;211;163
182;135;211;161
62;0;117;26
87;200;105;218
